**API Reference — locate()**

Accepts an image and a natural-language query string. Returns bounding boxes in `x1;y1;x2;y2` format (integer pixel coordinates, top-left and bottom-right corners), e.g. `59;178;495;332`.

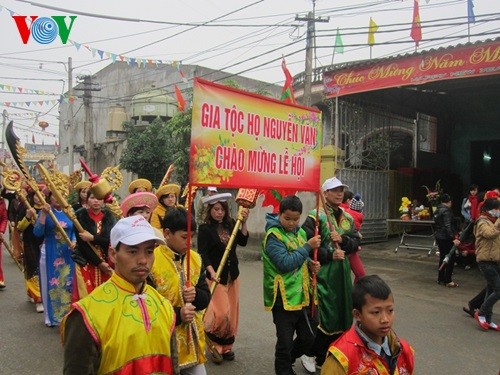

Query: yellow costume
62;272;176;375
151;245;207;369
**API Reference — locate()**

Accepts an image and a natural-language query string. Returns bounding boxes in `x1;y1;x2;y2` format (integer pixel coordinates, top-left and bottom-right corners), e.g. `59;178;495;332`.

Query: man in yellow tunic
62;216;177;375
151;207;211;375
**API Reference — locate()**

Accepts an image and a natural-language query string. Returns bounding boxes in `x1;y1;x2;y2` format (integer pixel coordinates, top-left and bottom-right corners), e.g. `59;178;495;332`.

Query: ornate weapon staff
36;163;105;263
209;188;258;294
79;159;123;219
159;163;175;187
5;121;72;246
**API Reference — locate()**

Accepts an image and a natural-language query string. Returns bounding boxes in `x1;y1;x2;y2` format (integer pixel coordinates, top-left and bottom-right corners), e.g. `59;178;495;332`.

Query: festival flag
410;0;422;47
32;133;35;143
334;28;344;54
280;58;296;104
467;0;475;23
174;84;186;112
368;17;379;46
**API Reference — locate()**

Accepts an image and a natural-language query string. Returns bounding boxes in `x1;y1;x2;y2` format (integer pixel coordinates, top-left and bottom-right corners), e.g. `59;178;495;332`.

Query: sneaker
300;355;316;374
36;303;44;313
0;281;5;289
474;311;489;331
489;322;500;332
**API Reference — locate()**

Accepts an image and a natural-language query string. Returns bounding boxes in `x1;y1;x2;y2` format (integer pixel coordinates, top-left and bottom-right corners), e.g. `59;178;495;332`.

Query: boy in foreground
321;275;414;375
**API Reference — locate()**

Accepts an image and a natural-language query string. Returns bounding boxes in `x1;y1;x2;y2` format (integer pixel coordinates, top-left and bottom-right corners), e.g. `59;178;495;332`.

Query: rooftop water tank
107;104;127;137
131;86;177;126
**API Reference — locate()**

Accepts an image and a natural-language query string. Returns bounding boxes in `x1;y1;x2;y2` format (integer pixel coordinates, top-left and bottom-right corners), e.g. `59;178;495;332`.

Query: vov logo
12;16;77;44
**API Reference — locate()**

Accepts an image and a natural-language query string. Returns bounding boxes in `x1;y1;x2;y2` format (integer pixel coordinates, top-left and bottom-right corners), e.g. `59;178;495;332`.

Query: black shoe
462;306;475;318
222;351;235;361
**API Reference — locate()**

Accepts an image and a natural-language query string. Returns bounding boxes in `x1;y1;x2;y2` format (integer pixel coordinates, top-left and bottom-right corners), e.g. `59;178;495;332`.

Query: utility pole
68;57;74;173
75;75;100;172
295;4;329;107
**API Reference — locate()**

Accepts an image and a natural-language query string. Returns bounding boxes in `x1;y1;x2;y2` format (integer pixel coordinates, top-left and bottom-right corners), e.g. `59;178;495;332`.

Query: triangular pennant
111;54;117;62
97;49;104;59
74;42;81;50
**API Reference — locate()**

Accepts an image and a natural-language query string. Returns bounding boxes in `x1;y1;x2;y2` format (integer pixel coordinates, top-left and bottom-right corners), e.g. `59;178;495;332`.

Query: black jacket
434;203;457;240
197;219;249;285
75;207;116;266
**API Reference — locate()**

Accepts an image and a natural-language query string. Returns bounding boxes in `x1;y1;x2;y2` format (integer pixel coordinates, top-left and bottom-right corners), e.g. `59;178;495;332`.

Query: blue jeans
478;261;500;322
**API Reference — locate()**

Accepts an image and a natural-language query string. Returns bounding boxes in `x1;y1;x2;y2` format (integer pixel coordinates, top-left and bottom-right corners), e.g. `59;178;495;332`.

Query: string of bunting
0;84;59;96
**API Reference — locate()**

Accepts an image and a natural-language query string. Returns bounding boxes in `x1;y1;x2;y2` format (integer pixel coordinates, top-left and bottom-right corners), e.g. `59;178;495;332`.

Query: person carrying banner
302;177;361;369
151;207;211;374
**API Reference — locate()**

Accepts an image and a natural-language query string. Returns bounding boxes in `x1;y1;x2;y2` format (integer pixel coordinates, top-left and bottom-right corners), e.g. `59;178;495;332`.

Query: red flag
174;84;186;112
410;0;422;47
280;59;296;104
260;189;297;214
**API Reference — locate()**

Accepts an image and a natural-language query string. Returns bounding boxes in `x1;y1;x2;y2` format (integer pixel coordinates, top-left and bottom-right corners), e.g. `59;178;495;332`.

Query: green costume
307;206;353;335
262;226;310;311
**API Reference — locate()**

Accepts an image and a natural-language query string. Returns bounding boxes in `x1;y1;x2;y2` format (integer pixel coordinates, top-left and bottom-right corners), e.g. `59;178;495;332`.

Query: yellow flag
368;17;379;46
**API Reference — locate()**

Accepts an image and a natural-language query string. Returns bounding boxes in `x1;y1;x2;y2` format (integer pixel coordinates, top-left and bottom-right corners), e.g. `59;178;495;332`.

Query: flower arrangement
422;179;442;207
399;197;412;219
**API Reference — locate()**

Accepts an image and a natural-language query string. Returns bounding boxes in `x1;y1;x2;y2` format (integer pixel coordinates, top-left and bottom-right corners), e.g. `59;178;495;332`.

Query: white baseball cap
111;216;165;248
322;177;349;192
207;186;218;192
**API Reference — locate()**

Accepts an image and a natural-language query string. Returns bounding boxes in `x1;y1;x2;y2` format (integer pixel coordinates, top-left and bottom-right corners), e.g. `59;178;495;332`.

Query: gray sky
1;0;498;145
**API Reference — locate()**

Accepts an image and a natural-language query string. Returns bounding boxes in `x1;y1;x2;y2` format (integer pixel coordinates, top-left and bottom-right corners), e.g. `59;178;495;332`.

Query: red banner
189;78;322;191
324;40;500;97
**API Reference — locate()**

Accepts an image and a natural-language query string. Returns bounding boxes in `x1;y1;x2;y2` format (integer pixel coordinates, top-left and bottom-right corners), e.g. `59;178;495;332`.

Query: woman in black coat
197;194;249;362
72;190;116;301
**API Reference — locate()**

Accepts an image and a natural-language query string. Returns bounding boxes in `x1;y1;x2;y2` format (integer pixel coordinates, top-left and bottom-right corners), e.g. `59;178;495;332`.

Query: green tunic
309;207;353;335
262;227;310;311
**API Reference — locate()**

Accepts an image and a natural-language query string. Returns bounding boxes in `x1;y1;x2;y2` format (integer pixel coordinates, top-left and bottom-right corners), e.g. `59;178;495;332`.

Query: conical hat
121;192;158;217
128;178;153;194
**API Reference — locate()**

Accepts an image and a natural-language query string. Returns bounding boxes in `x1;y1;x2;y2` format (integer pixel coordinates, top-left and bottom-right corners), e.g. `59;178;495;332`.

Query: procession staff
4;122;72;247
36;163;106;263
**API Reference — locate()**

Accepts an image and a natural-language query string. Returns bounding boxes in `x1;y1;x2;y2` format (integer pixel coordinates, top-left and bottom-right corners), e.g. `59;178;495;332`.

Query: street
0;238;499;374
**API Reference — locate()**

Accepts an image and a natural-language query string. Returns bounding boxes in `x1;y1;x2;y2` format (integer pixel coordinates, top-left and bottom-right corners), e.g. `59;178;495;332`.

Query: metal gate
337;169;389;243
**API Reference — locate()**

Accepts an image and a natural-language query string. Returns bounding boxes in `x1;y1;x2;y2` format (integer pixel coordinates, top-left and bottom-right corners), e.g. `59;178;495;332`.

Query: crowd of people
0;171;498;375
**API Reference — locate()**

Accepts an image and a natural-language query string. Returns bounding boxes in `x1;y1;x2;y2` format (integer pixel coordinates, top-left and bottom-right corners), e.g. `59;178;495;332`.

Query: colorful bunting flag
174;85;186;112
280;58;296;104
334;28;344;54
368;17;379;46
410;0;422;47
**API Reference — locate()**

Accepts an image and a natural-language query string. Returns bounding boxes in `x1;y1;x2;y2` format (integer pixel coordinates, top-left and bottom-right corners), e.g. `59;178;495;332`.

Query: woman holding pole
197;192;249;363
33;191;77;327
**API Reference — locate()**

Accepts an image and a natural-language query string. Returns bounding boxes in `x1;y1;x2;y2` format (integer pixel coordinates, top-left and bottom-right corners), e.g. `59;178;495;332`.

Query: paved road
0;238;499;374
